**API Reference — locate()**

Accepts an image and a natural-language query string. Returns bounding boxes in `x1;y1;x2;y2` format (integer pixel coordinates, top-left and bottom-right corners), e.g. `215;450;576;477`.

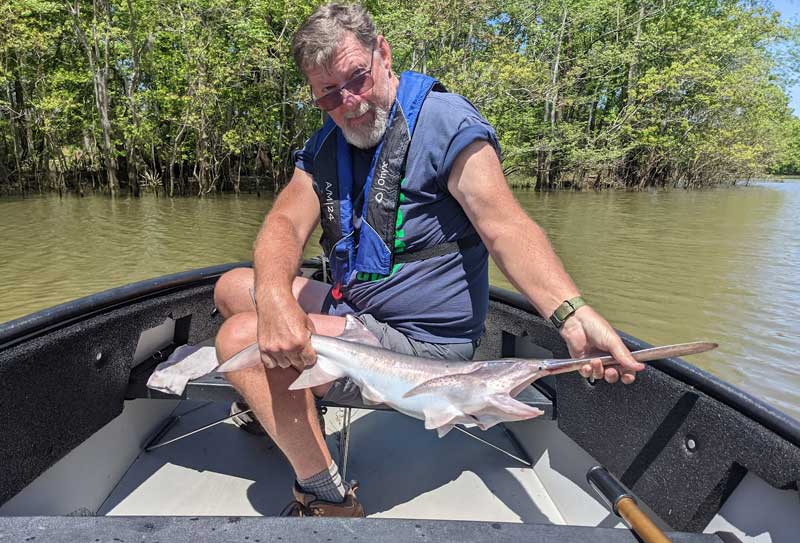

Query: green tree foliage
0;0;797;195
771;116;800;175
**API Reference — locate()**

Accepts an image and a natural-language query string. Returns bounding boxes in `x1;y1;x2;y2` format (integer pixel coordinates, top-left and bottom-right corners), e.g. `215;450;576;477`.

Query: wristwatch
549;296;586;328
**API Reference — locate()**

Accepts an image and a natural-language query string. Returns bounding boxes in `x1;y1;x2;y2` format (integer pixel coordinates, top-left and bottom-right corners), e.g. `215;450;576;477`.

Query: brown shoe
280;481;365;517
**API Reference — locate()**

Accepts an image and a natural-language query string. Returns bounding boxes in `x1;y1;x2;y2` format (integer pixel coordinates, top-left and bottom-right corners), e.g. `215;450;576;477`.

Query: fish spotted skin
292;332;545;437
219;316;716;437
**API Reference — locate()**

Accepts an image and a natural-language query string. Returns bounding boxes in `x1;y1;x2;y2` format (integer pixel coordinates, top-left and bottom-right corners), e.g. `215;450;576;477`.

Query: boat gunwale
1;261;798;448
0;261;250;350
489;287;800;449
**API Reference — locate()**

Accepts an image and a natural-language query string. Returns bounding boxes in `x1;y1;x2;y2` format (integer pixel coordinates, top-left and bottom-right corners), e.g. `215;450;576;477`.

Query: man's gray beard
342;102;390;149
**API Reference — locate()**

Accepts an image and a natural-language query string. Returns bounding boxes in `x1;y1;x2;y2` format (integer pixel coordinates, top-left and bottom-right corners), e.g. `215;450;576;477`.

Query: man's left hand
559;306;645;384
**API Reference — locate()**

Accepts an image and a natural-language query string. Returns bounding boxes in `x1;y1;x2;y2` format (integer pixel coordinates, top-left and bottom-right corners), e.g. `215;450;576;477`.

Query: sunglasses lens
344;72;373;96
316;92;342;112
314;71;374;111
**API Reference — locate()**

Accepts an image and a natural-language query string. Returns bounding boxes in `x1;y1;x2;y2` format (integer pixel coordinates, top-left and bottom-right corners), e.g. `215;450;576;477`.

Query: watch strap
549;296;586;328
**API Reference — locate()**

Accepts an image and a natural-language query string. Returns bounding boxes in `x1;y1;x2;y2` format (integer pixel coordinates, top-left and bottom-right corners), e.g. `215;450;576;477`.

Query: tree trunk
625;2;645;110
68;0;119;195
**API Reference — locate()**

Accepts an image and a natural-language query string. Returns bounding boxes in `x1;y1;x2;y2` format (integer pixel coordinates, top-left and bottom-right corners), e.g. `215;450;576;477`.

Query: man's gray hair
292;3;377;73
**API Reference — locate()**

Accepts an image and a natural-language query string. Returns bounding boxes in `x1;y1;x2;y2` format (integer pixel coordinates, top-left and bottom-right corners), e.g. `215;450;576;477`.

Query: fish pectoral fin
288;360;345;390
403;373;483;399
403;363;532;399
403;376;452;398
422;406;462;433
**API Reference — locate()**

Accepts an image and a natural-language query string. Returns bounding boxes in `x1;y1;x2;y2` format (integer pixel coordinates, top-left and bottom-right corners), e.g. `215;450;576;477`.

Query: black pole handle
586;465;634;515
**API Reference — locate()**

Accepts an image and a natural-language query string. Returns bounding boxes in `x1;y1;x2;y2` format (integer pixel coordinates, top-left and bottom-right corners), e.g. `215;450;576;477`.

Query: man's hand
256;294;317;371
560;306;645;384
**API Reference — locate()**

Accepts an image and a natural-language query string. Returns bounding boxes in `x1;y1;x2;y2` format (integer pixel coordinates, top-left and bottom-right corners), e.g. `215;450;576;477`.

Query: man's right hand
256;294;317;371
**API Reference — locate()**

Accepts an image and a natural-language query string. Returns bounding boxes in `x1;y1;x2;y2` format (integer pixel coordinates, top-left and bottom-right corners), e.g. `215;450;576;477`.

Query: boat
1;260;798;542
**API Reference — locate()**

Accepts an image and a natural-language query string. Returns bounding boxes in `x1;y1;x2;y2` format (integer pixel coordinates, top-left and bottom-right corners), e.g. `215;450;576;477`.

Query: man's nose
340;89;361;109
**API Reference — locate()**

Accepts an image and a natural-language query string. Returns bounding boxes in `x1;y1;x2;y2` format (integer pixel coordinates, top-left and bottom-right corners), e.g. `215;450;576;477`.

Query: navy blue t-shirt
295;90;500;343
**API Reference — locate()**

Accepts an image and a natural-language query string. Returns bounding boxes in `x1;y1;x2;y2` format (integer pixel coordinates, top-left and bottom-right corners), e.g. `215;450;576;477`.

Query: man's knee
214;268;254;317
215;311;257;362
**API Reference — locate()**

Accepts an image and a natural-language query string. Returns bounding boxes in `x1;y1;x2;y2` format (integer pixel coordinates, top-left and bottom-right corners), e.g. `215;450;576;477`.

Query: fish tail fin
216;343;262;373
288;359;345;390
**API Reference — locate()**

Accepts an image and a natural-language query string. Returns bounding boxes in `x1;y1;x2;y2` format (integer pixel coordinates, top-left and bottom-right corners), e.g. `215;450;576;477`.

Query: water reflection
1;183;798;418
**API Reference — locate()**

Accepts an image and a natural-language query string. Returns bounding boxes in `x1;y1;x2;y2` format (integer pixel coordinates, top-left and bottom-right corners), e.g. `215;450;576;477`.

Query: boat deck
99;401;564;523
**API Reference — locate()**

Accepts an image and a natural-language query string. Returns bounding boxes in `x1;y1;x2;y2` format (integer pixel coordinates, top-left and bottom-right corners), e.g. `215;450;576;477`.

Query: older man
214;3;643;517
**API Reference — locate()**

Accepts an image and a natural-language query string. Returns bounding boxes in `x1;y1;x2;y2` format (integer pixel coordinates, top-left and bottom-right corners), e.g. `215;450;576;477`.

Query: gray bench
127;344;555;470
127;344;555;418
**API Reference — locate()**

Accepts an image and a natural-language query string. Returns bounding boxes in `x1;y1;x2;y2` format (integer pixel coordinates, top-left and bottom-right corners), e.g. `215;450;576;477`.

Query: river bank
2;174;787;198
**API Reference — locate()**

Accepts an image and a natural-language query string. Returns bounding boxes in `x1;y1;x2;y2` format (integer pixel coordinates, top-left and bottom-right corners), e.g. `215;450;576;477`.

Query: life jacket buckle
331;283;343;301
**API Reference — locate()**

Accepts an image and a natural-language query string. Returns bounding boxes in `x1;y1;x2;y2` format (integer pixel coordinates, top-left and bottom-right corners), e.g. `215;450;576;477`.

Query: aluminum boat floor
99;401;563;523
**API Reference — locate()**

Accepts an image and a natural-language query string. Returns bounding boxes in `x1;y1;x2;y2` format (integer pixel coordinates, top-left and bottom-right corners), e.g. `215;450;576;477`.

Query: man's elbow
478;214;538;251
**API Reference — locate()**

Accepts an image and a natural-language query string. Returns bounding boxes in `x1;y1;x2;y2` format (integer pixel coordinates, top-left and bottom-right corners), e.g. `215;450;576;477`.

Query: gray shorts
318;292;479;406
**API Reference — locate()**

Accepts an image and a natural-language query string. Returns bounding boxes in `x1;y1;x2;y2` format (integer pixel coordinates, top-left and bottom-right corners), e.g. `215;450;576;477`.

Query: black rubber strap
394;233;482;264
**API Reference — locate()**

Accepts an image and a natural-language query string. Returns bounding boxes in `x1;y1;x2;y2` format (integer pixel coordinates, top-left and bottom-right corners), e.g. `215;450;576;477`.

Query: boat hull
1;262;798;541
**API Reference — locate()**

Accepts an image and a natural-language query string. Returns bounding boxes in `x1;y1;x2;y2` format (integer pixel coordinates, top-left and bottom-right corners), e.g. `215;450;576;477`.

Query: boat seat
210;370;551;418
128;367;555;419
127;346;554;470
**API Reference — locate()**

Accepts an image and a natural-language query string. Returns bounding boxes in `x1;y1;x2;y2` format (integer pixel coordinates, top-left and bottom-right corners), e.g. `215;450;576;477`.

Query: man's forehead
305;35;371;81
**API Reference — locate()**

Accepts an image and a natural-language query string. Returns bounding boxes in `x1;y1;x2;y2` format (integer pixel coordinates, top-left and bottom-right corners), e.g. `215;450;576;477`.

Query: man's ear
376;35;392;71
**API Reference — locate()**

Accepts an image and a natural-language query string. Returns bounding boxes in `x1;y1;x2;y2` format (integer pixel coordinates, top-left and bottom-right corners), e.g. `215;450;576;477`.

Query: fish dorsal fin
338;314;383;347
288;359;345;390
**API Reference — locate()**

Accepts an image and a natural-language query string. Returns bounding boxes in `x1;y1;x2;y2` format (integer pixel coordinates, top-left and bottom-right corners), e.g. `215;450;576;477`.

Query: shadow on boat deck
99;402;558;523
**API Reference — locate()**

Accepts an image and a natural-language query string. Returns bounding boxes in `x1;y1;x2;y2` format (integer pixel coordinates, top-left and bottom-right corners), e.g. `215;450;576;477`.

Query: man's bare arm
447;142;578;318
447;141;644;383
252;168;321;370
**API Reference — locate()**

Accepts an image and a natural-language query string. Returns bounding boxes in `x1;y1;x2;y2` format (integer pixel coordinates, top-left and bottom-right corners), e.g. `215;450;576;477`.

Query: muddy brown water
1;182;798;419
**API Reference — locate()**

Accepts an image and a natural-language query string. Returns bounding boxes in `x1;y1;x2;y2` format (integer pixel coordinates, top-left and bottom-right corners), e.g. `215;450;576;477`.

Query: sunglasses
313;48;376;112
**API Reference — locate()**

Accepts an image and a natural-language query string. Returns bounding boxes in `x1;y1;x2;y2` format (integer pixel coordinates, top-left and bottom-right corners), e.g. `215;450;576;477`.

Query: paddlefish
217;316;717;437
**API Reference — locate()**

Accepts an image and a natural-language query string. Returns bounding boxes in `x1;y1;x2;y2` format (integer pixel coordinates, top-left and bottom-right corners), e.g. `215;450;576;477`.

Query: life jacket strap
393;233;482;264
